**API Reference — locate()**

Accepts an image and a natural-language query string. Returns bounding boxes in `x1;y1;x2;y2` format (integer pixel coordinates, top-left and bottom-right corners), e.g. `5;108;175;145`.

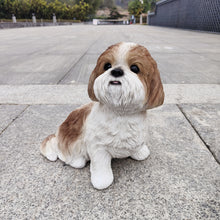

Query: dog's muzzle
109;68;123;85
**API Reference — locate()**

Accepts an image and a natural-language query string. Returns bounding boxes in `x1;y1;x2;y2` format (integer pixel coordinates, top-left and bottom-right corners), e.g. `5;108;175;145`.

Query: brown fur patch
57;102;94;155
41;134;55;149
127;45;164;109
88;43;121;101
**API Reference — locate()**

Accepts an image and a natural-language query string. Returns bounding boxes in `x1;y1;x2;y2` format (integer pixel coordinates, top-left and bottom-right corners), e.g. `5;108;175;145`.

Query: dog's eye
104;63;112;71
130;65;140;74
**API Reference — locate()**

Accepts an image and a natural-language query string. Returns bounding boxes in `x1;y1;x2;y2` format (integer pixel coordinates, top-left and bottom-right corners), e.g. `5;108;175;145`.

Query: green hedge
0;0;91;21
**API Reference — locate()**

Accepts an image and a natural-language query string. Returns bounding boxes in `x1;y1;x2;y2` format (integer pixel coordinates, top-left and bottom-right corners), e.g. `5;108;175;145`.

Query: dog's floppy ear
88;66;99;102
146;60;164;109
127;44;164;110
88;43;120;102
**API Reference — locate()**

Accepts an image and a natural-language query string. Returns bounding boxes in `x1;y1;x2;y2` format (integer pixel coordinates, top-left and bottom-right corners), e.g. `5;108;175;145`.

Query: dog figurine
40;42;164;190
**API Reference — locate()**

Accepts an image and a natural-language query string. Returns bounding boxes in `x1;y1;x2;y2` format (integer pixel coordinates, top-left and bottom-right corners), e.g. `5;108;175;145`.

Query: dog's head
88;42;164;113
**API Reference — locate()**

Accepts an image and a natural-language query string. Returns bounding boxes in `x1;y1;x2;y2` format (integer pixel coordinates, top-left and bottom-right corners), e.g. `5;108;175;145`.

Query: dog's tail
40;134;58;161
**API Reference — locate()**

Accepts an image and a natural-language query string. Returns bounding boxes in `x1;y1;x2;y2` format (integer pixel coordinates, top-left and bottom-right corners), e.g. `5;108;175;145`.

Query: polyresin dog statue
40;42;164;190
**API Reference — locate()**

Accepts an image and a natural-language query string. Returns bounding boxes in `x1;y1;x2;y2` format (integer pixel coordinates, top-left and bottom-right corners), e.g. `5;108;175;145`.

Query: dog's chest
86;105;146;158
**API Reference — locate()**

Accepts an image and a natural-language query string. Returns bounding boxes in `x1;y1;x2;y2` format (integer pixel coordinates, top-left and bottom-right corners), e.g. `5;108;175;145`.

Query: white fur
41;42;151;190
41;130;89;169
84;103;149;189
94;43;146;114
41;136;58;161
94;67;146;114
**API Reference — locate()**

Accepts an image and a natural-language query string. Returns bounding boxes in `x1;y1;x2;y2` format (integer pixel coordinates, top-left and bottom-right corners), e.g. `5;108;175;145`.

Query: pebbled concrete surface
0;105;220;219
0;104;27;133
0;25;220;219
179;104;220;163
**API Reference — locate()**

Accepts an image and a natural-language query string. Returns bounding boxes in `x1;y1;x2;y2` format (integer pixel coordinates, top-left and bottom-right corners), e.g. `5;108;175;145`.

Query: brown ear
146;65;164;109
88;43;120;102
88;67;99;102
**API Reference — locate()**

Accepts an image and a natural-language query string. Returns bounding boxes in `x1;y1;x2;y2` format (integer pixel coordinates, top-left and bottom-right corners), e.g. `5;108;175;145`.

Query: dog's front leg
89;149;113;190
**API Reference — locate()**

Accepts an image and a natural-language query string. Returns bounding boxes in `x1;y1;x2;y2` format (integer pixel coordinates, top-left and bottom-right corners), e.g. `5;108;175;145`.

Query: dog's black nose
111;68;124;77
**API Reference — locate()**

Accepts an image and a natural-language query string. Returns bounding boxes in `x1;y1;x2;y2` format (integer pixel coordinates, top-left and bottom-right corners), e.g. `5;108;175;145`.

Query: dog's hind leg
40;134;58;161
131;144;150;161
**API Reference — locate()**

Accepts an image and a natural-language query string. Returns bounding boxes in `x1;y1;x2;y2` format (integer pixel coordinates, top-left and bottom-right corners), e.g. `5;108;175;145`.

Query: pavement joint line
0;105;30;136
56;35;103;85
56;52;88;85
177;104;220;165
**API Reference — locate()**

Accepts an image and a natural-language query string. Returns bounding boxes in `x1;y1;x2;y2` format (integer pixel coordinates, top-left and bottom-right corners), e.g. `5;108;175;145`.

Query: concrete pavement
0;25;220;219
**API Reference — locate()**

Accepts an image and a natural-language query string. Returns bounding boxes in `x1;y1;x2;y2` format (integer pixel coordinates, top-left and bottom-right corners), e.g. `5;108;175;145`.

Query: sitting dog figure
40;42;164;190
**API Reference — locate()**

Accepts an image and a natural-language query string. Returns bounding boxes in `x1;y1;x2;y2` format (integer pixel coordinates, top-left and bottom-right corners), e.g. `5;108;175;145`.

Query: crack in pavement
0;105;30;136
56;35;103;85
177;104;220;165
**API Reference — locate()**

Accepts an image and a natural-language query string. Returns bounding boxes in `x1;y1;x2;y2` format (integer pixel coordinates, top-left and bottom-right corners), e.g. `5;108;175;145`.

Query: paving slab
0;54;81;84
0;25;220;219
59;54;99;84
0;85;90;105
86;30;129;55
161;54;220;74
1;54;81;84
154;53;220;84
0;25;102;55
1;25;220;85
0;25;102;84
0;104;219;219
186;42;220;54
0;84;219;105
60;52;220;84
205;53;220;62
179;104;220;163
0;104;27;133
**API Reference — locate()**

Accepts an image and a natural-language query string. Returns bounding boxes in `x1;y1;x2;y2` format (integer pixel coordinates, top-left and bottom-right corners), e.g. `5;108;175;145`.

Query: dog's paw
131;145;150;161
69;157;87;169
91;171;113;190
45;152;58;161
